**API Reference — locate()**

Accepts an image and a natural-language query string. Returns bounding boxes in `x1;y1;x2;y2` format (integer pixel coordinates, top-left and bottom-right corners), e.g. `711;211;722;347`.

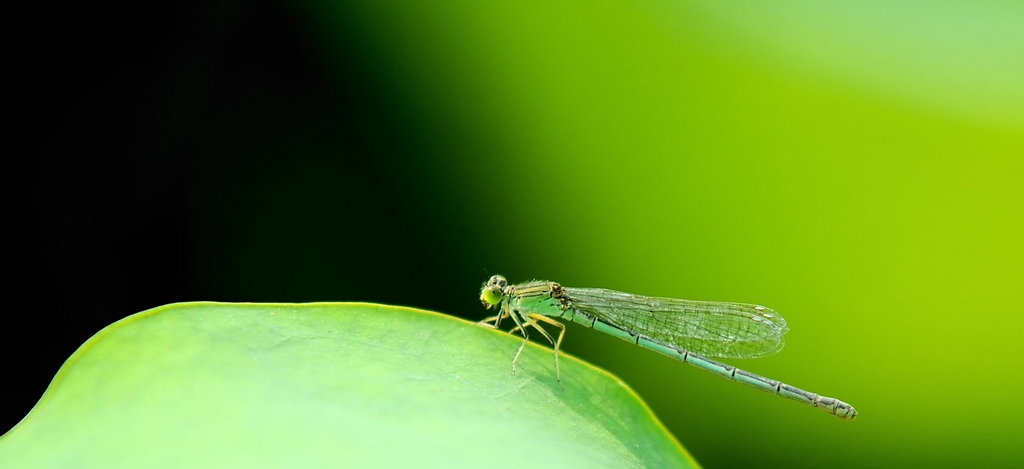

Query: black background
10;0;479;434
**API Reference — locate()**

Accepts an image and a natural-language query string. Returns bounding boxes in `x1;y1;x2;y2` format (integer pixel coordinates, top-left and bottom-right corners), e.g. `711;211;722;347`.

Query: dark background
14;0;479;436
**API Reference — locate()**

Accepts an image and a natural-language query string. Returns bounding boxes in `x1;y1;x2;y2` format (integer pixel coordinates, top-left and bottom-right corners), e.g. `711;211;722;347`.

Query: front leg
478;308;510;329
478;315;500;328
505;307;531;375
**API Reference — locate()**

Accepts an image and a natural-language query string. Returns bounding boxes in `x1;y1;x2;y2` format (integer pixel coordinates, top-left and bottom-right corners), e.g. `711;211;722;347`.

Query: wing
564;287;789;359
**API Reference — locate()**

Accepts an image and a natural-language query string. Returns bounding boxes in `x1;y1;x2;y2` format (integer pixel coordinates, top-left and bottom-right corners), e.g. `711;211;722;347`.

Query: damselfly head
480;275;507;309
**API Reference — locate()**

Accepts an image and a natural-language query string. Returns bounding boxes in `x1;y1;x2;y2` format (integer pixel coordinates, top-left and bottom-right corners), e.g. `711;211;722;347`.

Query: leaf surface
0;302;696;468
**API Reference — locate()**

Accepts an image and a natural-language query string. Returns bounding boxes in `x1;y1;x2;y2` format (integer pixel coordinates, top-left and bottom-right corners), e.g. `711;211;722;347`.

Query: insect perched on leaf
479;275;857;420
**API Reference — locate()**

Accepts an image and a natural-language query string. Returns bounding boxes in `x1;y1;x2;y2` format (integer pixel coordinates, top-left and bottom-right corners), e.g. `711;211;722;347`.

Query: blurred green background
15;0;1023;468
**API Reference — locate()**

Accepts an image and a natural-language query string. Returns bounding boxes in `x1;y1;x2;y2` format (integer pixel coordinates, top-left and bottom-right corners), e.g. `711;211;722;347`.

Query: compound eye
487;275;507;289
481;285;504;306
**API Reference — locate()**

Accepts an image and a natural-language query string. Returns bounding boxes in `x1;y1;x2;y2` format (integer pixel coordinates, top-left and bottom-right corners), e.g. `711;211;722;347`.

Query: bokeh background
12;1;1023;467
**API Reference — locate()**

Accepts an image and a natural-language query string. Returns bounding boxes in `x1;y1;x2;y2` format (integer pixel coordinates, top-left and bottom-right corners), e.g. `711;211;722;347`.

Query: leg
518;316;556;346
508;316;555;345
506;307;530;375
478;308;509;329
526;314;566;384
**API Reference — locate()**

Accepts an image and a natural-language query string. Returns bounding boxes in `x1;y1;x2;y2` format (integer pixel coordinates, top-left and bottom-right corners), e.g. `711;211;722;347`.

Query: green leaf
0;303;696;468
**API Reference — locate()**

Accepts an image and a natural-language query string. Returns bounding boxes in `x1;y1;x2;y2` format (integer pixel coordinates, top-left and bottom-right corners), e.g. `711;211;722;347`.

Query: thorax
507;281;569;318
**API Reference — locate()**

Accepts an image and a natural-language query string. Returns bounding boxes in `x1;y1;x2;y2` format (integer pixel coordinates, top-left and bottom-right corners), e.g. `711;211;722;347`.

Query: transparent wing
564;287;789;359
